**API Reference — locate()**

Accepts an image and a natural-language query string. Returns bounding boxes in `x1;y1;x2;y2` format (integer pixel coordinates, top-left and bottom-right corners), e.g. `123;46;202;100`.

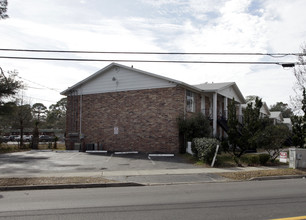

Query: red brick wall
66;86;186;153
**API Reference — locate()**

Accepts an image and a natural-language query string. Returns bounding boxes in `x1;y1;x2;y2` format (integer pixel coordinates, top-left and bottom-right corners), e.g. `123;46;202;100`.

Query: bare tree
291;44;306;113
0;0;8;19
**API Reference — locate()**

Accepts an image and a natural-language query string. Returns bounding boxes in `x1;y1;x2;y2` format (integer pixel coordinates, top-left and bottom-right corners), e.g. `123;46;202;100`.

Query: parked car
8;135;16;141
0;136;10;143
8;135;18;141
14;135;21;141
39;135;55;142
24;135;32;142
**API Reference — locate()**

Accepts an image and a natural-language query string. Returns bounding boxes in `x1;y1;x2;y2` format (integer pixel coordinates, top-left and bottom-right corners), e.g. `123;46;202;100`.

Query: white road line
106;153;113;162
67;153;80;160
148;156;155;165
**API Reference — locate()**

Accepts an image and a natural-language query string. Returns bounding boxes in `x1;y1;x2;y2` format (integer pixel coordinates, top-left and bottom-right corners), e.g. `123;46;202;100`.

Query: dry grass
0;144;30;154
218;168;306;180
0;142;66;154
0;177;116;186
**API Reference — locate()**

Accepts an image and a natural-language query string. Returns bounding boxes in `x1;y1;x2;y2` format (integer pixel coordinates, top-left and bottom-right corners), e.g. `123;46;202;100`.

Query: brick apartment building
61;63;245;153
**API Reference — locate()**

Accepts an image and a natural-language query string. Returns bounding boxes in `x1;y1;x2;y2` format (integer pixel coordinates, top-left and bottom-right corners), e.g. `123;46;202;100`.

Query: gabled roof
61;62;201;95
270;111;284;121
269;111;281;118
193;82;235;91
61;63;246;104
283;118;292;124
261;102;270;116
193;82;246;104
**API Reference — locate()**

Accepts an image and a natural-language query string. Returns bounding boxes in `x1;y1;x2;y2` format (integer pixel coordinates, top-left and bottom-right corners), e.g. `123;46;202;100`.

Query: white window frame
186;90;195;112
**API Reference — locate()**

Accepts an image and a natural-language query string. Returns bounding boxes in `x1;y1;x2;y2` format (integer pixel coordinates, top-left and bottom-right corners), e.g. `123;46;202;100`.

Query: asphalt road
0;179;305;220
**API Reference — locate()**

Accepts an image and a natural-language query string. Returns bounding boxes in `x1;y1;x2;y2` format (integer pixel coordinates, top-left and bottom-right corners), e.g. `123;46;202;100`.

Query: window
186;90;195;112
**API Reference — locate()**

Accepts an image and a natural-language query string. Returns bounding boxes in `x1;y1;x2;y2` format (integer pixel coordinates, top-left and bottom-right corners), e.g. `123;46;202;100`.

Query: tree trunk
32;122;39;149
20;120;24;148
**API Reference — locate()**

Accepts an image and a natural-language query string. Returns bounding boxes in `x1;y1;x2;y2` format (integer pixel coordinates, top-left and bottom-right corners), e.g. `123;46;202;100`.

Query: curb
0;182;144;191
1;175;305;191
250;175;306;181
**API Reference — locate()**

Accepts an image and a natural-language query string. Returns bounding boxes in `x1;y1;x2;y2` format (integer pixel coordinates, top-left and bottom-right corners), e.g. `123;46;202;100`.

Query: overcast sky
0;0;305;108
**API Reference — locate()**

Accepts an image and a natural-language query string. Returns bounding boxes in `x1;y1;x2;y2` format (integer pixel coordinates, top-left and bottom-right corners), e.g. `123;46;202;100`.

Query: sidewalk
1;165;306;191
1;165;297;191
0;166;281;178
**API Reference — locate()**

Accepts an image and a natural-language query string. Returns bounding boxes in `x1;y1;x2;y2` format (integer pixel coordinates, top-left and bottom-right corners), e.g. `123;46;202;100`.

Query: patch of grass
180;153;197;163
215;154;237;167
0;143;30;154
52;143;66;150
195;161;206;166
0;177;117;186
216;153;278;167
218;168;306;180
0;142;66;154
182;151;288;168
179;153;211;167
37;142;65;150
180;153;235;167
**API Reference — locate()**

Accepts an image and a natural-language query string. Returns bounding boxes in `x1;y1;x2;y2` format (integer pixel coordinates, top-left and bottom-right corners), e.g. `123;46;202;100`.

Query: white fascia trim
75;84;176;96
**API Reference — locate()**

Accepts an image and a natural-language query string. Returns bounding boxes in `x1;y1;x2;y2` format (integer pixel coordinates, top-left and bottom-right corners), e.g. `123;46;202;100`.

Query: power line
17;75;61;92
0;48;304;56
21;95;58;103
0;55;300;65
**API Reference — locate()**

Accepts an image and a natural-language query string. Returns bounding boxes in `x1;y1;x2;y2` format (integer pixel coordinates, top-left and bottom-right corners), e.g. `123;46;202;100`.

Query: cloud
263;0;306;52
0;0;304;108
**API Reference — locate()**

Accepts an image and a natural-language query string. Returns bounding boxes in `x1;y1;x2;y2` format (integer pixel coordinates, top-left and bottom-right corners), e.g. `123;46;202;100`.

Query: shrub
214;154;236;167
241;154;259;166
240;154;270;166
177;113;212;153
259;154;270;165
252;124;290;162
192;138;220;164
191;141;198;158
220;138;230;153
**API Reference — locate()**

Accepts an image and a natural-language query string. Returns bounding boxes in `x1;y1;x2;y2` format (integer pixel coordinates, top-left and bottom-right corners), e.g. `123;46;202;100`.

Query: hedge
192;138;220;164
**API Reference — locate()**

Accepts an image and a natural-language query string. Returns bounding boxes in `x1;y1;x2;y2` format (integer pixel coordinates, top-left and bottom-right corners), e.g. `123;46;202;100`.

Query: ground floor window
186;90;195;112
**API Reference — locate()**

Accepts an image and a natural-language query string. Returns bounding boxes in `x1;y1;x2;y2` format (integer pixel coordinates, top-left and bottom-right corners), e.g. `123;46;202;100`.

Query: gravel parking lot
0;151;196;176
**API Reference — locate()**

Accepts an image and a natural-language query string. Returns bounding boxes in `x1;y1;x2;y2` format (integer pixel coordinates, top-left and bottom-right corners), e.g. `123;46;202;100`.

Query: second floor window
186;90;195;112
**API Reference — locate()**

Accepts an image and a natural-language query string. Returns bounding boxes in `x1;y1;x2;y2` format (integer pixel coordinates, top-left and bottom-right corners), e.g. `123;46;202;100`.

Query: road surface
0;179;305;219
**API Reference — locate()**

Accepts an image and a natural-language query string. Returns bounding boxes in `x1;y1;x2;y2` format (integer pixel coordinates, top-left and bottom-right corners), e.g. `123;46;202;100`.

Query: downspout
213;92;217;137
79;91;85;152
183;88;186;119
79;93;82;136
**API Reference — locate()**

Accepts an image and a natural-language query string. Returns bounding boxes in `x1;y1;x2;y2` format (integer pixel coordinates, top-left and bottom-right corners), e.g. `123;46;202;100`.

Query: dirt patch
218;168;306;181
0;177;116;186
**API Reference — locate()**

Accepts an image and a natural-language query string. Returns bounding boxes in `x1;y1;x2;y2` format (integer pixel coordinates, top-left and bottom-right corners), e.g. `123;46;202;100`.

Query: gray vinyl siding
76;66;175;95
218;87;243;103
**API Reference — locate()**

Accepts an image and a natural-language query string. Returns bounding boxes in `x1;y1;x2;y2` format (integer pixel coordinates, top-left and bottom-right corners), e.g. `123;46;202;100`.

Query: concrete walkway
101;166;281;177
0;165;296;191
